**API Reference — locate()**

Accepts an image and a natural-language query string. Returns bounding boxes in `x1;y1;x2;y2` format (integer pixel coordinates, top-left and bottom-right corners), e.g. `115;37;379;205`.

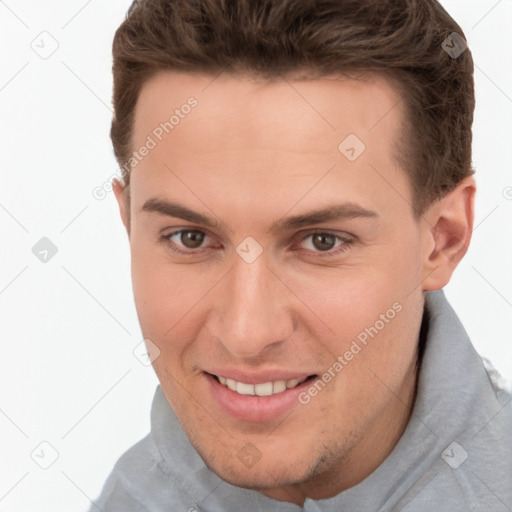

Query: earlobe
113;178;130;235
421;176;476;291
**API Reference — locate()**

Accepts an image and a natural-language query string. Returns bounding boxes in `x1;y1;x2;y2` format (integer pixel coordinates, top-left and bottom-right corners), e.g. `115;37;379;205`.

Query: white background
0;1;511;510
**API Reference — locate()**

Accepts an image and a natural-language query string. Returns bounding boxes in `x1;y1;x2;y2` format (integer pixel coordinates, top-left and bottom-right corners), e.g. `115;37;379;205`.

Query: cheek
130;242;197;340
315;294;421;426
291;248;419;348
298;237;422;390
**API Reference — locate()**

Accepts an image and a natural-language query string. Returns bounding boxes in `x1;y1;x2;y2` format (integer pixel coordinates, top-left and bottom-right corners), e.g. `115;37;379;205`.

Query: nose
210;253;296;359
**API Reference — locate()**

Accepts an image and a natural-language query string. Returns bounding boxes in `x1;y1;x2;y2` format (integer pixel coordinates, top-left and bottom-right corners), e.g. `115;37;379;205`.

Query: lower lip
204;373;315;422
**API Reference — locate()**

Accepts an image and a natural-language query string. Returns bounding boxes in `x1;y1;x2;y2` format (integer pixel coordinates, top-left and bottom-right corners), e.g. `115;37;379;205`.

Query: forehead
132;70;404;154
129;70;410;222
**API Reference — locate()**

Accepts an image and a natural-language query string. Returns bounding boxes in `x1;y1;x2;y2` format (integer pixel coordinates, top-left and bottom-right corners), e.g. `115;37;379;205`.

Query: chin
205;456;310;491
196;436;324;490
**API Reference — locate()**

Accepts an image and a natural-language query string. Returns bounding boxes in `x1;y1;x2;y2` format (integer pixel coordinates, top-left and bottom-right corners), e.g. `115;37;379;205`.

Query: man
92;0;512;510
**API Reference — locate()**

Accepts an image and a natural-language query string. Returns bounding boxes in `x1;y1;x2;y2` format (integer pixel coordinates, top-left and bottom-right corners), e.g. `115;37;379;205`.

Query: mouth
208;373;316;396
204;371;318;422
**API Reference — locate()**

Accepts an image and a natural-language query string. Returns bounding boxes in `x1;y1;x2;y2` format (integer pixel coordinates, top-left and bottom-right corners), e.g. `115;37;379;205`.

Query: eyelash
160;229;353;258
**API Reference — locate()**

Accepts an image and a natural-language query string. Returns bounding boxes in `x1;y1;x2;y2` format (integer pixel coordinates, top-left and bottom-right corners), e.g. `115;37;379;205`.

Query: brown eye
298;231;351;256
311;233;337;251
179;230;205;249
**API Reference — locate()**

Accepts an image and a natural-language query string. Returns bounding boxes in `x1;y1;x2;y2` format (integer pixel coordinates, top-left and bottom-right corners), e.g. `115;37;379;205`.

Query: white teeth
216;375;308;396
236;382;255;395
254;382;273;396
286;378;300;389
273;380;287;393
226;378;237;391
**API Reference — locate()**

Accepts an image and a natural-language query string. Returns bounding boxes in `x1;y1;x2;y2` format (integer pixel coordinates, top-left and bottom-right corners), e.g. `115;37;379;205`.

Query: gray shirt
91;290;512;511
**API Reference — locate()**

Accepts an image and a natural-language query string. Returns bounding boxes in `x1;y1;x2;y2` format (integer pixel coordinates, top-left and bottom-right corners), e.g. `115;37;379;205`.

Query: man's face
120;71;431;500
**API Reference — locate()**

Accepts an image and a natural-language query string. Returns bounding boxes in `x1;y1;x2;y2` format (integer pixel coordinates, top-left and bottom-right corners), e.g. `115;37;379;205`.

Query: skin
113;71;475;506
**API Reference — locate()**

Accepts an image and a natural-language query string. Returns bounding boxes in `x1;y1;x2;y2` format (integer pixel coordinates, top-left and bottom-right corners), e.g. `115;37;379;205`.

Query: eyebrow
141;197;379;234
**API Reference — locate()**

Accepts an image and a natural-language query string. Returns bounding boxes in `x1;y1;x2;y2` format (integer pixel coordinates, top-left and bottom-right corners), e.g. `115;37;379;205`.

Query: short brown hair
111;0;474;215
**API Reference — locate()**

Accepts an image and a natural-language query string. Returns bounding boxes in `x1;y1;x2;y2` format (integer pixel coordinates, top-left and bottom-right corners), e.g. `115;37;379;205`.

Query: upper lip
204;368;316;385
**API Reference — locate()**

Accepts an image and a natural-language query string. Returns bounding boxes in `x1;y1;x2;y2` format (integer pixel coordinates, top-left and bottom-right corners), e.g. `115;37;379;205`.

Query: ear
421;176;476;291
113;178;130;235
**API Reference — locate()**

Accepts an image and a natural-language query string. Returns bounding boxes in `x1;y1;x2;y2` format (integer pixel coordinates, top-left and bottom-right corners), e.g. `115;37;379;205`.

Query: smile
204;370;318;421
213;374;310;396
